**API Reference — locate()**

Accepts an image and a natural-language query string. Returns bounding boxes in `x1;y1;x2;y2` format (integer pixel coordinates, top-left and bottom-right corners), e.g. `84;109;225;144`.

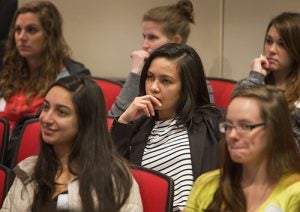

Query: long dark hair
32;76;132;211
140;43;210;124
206;85;300;211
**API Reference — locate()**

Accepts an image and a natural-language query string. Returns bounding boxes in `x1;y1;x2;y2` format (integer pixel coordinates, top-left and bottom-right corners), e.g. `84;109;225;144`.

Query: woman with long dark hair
111;43;223;211
1;76;142;211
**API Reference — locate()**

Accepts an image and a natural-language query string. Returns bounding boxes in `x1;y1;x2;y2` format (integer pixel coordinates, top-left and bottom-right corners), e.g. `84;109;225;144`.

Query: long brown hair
206;86;300;211
264;12;300;110
0;1;71;101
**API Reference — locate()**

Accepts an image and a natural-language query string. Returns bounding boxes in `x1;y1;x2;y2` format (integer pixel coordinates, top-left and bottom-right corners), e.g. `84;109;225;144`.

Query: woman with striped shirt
111;43;223;211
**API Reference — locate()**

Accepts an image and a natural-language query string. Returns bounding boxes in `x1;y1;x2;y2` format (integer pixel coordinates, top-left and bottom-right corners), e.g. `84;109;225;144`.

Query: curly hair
0;1;71;101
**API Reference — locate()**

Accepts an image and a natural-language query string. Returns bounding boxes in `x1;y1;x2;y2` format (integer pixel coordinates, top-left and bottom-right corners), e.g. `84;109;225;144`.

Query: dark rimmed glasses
219;122;266;134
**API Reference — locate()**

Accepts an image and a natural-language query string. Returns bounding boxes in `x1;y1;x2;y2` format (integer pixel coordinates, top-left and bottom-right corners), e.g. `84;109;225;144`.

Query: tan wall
19;0;300;81
223;0;300;80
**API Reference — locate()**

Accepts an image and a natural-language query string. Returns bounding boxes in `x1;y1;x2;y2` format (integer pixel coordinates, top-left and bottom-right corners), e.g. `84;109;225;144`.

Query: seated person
109;0;214;117
185;85;300;212
0;1;89;131
1;75;143;211
235;12;300;148
111;43;223;211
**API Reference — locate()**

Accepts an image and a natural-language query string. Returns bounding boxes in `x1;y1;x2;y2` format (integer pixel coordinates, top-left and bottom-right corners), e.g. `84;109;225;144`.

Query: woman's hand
118;95;162;124
130;50;150;75
250;54;270;76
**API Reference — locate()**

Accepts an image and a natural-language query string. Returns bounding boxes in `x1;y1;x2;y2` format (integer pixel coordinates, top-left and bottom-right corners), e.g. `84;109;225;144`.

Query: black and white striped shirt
142;118;193;211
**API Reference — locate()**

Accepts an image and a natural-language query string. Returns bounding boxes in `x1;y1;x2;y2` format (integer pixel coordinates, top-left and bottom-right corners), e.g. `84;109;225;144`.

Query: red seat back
207;77;237;109
0;118;9;163
131;166;174;212
107;117;114;131
12;118;40;166
92;77;122;111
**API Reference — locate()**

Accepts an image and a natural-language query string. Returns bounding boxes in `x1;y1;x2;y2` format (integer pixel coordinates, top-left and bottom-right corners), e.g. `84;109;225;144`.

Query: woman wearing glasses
185;86;300;212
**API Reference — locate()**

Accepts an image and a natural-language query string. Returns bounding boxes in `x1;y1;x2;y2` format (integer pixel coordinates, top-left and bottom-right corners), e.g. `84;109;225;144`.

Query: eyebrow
43;99;72;111
148;70;176;80
15;23;41;28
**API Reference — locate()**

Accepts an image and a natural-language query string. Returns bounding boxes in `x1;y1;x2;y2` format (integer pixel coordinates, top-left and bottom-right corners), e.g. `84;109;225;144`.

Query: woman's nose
269;43;277;53
150;80;160;93
19;30;28;41
226;127;239;140
142;39;150;51
40;110;53;124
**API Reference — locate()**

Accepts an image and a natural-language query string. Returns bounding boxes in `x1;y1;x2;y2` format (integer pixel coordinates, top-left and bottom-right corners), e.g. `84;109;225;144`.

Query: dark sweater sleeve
110;120;134;160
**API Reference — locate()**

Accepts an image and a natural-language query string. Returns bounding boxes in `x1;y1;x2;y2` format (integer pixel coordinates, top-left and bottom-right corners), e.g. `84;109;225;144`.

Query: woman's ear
173;34;182;44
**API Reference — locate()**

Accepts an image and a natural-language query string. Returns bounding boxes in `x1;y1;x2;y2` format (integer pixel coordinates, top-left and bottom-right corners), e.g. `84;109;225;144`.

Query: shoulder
194;105;224;121
261;173;300;211
185;170;220;211
194;169;220;188
191;105;224;134
191;169;220;197
64;59;91;76
14;156;38;183
276;173;300;194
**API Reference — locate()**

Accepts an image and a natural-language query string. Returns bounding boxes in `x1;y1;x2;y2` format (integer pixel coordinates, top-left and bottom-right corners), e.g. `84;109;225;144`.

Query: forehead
266;25;281;39
148;57;180;78
45;86;74;108
226;97;262;122
16;12;41;26
142;21;165;35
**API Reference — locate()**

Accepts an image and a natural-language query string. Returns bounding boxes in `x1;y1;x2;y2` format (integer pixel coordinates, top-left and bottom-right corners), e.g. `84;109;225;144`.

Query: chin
229;152;246;163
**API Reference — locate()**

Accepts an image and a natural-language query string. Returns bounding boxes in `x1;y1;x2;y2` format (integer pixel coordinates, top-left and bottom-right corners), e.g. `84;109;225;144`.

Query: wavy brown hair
264;12;300;110
0;1;71;101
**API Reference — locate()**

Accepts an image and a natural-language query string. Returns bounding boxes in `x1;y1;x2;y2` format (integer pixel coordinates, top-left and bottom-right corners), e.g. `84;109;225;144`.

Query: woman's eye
14;27;21;34
240;123;251;130
26;26;38;34
58;110;67;116
265;37;273;45
277;40;285;47
146;75;154;80
162;79;171;84
147;35;158;41
42;103;49;111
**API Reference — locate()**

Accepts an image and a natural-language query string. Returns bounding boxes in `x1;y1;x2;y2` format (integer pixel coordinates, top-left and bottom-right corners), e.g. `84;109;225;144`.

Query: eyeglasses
219;122;266;134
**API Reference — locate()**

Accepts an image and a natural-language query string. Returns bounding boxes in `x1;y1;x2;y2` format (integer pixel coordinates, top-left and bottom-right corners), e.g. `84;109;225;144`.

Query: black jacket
111;105;223;180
